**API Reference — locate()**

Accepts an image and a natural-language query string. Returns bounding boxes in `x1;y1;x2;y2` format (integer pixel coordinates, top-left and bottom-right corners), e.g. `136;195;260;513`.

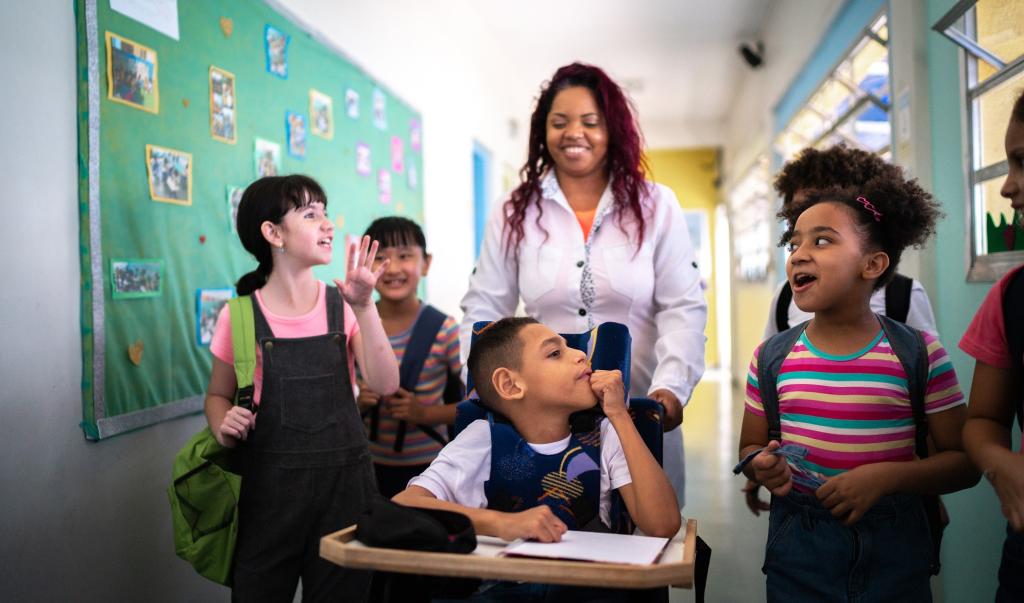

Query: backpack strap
1003;268;1024;429
877;315;929;459
775;282;793;334
228;296;256;409
757;321;808;442
390;305;450;452
884;274;913;324
877;314;944;575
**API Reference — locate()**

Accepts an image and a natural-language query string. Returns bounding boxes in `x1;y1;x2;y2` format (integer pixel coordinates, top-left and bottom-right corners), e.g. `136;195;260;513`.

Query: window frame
774;10;893;161
934;0;1024;281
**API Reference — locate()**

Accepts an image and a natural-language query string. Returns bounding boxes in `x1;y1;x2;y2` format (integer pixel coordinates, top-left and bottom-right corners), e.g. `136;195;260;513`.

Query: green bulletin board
76;0;424;440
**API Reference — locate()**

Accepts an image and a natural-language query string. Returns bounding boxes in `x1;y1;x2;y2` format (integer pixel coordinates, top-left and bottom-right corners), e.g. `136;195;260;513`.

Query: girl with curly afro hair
738;173;980;601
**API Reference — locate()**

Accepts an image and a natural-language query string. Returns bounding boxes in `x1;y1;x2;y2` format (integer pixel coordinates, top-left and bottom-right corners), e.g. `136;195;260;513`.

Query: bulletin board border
76;0;422;440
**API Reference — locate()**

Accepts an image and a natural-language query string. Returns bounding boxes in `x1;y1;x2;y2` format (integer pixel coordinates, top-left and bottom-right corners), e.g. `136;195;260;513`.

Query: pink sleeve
344;301;360;388
959;278;1011;369
209;304;233;365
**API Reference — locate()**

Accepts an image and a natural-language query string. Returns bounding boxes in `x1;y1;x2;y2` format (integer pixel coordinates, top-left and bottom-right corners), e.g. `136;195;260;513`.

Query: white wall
0;2;225;600
721;0;843;188
275;0;531;319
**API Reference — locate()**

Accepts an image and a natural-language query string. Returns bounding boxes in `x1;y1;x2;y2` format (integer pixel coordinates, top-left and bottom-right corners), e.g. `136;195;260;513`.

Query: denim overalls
232;287;378;602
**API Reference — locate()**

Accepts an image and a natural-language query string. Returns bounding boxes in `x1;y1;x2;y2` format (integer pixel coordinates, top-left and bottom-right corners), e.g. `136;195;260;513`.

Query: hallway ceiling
469;0;776;138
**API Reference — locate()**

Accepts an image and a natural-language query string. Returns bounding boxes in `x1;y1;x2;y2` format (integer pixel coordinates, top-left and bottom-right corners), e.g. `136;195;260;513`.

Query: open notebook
501;531;669;565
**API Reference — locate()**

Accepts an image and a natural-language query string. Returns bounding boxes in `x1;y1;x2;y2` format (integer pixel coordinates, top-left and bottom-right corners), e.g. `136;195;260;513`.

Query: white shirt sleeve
458;202;520;384
906;279;938;336
647;185;708;406
407;419;491;508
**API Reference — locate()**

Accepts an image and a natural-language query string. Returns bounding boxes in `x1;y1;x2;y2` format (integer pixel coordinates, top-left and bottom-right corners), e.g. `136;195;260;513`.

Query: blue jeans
763;491;932;603
997;525;1024;602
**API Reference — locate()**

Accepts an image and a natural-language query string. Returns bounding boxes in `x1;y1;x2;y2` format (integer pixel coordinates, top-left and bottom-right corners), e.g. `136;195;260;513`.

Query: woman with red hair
459;62;707;510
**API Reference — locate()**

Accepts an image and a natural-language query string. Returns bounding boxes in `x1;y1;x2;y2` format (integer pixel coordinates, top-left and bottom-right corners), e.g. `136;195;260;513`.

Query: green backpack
167;295;255;586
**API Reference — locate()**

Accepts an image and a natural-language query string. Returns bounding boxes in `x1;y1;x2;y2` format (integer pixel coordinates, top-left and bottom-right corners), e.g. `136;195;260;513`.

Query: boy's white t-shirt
409;418;633;527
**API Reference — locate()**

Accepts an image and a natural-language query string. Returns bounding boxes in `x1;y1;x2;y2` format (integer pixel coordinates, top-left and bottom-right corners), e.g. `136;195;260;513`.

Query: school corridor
3;0;1023;601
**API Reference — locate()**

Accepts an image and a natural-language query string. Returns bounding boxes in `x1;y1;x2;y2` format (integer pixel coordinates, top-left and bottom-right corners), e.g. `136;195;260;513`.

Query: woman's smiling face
545;86;608;180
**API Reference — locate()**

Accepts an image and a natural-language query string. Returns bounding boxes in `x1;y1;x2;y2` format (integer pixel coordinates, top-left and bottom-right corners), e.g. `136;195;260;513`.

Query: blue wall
925;1;1010;599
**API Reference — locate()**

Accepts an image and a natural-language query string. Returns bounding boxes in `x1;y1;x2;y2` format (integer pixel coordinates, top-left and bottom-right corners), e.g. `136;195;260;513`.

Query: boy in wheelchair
393;317;679;600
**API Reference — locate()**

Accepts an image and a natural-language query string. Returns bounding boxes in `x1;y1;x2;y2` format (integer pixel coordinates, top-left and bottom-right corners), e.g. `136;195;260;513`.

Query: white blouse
459;172;708;406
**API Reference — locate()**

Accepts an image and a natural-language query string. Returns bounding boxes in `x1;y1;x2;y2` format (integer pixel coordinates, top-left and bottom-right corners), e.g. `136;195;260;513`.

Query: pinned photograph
226;185;244;232
111;259;163;299
196;288;233;346
378;169;392;204
309;89;333;139
372;88;387;130
356;142;371;176
407;163;418;190
106;32;159;113
390;136;404;174
254;138;281;178
265;25;289;78
345;88;360;119
410;118;422;152
209;66;236;143
286;111;307;159
146;144;192;205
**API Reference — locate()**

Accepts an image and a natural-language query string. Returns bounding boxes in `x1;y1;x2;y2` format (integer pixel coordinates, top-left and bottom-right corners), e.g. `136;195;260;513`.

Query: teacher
459;62;707;508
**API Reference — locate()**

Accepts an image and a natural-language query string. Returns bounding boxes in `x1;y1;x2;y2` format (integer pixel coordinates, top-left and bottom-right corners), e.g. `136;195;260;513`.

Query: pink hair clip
857;196;883;222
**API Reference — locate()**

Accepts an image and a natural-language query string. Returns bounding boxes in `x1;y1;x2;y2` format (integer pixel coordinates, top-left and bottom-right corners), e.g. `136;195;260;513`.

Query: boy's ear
491;367;524;402
862;250;890;281
421;252;432;277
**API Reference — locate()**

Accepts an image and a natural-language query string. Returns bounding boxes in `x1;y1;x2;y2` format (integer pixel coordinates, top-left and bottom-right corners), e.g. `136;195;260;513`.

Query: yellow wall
644;148;721;367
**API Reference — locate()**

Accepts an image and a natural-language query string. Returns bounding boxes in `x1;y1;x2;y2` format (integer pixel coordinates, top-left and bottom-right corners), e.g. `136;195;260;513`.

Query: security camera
739;41;764;69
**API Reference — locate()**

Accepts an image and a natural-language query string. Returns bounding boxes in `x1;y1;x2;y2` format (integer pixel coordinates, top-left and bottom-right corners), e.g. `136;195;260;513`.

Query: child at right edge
738;173;980;602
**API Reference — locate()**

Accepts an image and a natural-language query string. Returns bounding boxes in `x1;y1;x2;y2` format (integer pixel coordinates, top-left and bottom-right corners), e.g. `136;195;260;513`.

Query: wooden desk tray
321;518;696;589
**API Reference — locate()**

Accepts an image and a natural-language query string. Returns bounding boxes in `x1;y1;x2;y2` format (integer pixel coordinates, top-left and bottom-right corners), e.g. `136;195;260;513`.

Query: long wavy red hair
503;62;649;256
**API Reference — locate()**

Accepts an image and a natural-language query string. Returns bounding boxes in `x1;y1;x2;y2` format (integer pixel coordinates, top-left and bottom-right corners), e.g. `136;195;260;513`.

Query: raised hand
334;235;388;309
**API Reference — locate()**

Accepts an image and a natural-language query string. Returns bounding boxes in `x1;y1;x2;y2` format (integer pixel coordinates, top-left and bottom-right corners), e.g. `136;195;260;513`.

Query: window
934;0;1024;280
775;14;892;162
728;155;773;283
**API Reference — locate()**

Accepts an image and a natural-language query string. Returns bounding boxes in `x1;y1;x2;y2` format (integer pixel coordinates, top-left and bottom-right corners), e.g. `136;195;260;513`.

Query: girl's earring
276;245;285;254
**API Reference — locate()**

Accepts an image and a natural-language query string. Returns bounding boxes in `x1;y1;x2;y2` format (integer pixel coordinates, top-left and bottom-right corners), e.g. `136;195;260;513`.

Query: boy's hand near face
590;370;627;419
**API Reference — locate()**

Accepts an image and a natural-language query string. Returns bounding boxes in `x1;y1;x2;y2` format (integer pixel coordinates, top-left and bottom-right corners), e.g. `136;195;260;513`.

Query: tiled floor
671;370;769;603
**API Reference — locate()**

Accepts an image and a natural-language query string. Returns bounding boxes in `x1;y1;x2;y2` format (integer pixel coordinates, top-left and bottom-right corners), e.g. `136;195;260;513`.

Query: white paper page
502;531;668;565
110;0;179;40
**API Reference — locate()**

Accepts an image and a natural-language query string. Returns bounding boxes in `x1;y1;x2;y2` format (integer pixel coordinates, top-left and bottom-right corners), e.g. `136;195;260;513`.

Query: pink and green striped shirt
365;313;461;467
744;329;963;491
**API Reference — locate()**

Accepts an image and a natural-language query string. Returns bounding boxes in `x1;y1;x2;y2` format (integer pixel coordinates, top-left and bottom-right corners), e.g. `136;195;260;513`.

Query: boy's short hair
773;145;901;205
467;317;539;408
1014;88;1024;123
363;216;427;252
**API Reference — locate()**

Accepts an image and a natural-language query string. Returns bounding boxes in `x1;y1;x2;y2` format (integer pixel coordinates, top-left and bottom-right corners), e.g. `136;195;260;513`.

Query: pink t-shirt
959;265;1024;370
209;280;360;403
